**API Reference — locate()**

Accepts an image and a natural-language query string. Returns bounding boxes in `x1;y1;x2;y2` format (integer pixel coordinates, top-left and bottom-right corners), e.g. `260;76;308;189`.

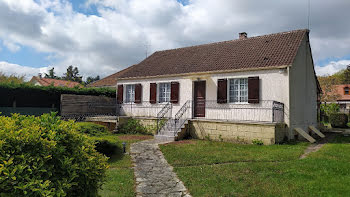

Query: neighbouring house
115;29;320;144
333;84;350;113
30;76;83;88
88;66;133;88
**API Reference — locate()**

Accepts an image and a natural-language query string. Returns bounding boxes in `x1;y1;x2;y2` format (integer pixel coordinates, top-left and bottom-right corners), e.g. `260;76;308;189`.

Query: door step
294;128;316;143
309;126;325;138
154;135;175;141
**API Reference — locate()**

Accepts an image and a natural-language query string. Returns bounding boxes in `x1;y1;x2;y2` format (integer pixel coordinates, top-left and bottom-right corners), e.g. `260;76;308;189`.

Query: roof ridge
155;29;308;54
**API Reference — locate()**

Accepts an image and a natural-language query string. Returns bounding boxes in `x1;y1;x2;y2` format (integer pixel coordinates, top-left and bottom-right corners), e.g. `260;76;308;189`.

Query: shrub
116;118;152;135
94;140;118;157
320;103;340;117
0;113;108;196
252;139;264;145
76;122;109;136
329;113;348;128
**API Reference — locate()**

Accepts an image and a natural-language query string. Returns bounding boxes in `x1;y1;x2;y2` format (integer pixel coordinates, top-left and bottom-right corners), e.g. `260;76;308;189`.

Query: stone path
130;139;191;197
299;143;325;159
299;132;337;159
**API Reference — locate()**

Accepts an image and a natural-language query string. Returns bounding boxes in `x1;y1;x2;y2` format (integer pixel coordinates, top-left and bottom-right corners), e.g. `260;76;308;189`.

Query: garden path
130;139;191;197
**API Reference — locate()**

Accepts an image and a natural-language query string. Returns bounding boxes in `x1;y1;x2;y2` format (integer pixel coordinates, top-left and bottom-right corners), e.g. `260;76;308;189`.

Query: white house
115;29;320;144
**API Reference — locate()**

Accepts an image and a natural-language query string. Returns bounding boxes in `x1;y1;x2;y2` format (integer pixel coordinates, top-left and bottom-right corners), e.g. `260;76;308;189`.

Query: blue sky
0;0;349;79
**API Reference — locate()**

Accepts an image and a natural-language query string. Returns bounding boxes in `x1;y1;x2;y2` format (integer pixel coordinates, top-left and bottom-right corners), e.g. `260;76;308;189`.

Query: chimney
38;73;42;79
239;32;247;39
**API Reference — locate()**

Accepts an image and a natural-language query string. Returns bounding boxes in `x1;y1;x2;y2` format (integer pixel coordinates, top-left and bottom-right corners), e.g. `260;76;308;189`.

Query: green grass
96;134;153;197
160;137;350;197
160;140;308;166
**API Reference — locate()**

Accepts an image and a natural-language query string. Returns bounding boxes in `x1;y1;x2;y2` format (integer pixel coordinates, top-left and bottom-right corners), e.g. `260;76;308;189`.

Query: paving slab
131;139;191;197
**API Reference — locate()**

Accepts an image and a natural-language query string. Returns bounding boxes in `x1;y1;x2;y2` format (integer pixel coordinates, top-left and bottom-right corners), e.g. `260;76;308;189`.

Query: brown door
194;81;206;117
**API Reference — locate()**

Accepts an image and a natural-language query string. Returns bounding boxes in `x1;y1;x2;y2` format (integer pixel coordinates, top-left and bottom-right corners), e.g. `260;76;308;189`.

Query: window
159;83;171;103
229;78;248;103
345;87;349;95
125;84;135;103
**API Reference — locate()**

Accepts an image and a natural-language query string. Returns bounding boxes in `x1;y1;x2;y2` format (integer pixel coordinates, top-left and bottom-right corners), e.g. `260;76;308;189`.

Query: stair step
159;131;176;136
154;135;175;141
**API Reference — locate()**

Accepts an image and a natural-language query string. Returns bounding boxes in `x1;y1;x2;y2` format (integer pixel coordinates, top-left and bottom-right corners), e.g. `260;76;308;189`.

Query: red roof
88;66;134;88
30;76;82;88
335;84;350;101
118;29;308;79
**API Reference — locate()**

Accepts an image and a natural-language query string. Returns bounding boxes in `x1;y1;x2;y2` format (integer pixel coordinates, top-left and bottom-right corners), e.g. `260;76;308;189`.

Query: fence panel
60;94;116;120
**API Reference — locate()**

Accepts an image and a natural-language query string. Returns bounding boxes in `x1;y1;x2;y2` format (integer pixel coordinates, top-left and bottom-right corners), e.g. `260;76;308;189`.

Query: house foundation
119;117;287;145
189;120;287;145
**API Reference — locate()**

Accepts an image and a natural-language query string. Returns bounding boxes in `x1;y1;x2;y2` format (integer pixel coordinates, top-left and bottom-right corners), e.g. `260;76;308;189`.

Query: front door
194;81;206;117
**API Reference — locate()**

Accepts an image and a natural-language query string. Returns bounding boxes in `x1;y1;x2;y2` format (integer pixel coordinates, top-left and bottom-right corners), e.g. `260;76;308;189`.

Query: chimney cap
239;32;247;39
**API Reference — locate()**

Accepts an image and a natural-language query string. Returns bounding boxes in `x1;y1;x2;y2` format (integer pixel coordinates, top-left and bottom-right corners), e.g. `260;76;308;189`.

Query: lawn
160;136;350;197
95;134;153;197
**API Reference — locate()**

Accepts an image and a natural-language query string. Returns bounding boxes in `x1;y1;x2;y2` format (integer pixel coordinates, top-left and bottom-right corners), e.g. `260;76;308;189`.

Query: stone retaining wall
189;120;287;145
117;117;288;144
119;117;158;135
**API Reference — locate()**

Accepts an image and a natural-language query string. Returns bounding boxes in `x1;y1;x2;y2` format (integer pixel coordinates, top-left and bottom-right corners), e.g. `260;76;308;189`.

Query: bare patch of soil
163;140;196;146
118;135;153;141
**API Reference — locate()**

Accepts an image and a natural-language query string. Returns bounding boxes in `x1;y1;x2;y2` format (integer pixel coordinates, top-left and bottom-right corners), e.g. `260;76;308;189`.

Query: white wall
117;68;290;123
117;76;193;118
289;34;318;138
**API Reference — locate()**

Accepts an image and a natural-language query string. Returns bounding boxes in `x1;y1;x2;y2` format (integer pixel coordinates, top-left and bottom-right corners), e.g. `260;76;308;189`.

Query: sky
0;0;349;81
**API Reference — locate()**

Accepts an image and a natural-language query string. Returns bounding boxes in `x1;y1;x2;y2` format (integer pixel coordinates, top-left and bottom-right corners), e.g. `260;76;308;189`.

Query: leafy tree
320;103;340;116
85;75;100;85
63;65;82;83
0;72;25;84
318;75;341;102
44;67;58;79
332;65;350;84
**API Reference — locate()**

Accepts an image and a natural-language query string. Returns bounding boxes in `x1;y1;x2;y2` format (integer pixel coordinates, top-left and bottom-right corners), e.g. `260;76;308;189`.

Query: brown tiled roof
30;76;83;88
88;66;134;87
118;29;308;79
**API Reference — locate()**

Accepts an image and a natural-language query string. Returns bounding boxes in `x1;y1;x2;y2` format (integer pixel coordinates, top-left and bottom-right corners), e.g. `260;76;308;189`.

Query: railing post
272;101;275;123
157;119;159;134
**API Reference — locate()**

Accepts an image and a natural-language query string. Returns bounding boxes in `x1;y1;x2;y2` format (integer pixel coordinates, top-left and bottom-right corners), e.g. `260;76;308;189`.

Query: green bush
320;103;340;117
0;113;108;196
76;122;109;136
329;113;348;128
116;118;152;135
94;140;118;157
252;139;264;145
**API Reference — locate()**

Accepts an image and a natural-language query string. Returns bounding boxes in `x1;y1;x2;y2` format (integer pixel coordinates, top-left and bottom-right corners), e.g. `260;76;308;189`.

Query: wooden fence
60;94;116;120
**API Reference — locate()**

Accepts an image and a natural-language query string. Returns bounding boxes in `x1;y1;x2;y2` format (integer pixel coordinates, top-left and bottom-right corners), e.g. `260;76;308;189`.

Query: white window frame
158;82;171;103
125;84;135;103
228;78;248;103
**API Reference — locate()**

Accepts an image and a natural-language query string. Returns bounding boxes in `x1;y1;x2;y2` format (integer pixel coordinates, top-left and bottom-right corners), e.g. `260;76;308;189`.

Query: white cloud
0;0;349;78
3;40;21;52
315;60;350;76
0;61;48;80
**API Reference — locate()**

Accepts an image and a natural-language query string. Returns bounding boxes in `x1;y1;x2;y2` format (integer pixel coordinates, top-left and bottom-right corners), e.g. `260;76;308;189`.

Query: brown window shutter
135;84;142;103
117;85;123;104
217;79;227;103
171;82;179;104
248;76;259;103
150;83;157;104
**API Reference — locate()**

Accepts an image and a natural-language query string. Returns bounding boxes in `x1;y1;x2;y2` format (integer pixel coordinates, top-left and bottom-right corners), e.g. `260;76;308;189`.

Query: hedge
0;82;116;109
0;113;108;196
329;113;348;128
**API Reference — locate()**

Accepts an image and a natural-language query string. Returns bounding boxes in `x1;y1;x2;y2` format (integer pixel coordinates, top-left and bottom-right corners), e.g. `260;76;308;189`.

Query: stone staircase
154;119;189;141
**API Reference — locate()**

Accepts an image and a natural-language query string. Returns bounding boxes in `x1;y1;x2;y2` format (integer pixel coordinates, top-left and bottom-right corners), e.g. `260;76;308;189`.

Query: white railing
117;102;169;118
117;100;284;123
